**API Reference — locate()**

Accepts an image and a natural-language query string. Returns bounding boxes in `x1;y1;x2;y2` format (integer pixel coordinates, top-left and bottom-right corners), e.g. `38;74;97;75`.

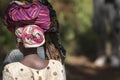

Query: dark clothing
93;0;120;56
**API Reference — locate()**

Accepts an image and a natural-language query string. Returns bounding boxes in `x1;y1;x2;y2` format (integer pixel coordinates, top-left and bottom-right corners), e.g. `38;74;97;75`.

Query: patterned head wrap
4;2;50;32
15;25;45;48
12;0;35;3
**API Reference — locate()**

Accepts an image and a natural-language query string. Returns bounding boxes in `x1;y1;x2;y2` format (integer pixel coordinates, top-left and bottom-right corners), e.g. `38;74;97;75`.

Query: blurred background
0;0;120;80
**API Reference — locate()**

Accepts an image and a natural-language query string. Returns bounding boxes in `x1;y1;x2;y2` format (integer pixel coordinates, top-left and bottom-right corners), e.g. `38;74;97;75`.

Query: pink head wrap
15;25;45;48
4;2;50;32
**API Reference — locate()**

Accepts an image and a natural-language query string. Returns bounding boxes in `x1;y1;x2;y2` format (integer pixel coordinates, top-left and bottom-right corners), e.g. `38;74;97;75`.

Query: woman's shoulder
3;62;29;72
48;60;64;69
49;60;62;64
3;62;21;75
3;62;33;75
3;62;35;80
4;62;20;68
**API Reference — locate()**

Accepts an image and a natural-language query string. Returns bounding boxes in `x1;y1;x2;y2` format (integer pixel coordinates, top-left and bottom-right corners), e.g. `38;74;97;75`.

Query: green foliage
74;0;93;33
0;1;16;55
0;19;16;54
51;0;98;55
0;0;10;17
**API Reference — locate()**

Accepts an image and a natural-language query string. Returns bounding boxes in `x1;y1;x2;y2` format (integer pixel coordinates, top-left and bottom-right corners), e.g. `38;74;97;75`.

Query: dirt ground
65;56;120;80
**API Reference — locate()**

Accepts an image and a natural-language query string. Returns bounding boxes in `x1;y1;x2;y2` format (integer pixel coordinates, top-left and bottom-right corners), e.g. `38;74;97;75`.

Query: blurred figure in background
93;0;120;67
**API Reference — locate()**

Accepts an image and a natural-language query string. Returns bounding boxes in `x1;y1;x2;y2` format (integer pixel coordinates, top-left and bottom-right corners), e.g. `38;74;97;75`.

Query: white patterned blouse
3;60;66;80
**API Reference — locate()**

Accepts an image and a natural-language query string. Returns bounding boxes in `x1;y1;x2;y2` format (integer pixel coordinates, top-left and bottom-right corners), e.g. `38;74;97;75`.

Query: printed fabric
15;25;45;48
4;1;50;32
3;60;66;80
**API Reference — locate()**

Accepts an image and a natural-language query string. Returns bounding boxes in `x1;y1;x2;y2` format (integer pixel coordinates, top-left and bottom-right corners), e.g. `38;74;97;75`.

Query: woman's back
3;59;65;80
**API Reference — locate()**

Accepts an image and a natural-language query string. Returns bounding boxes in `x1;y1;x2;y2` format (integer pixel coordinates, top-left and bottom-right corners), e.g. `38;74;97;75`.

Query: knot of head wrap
15;25;45;48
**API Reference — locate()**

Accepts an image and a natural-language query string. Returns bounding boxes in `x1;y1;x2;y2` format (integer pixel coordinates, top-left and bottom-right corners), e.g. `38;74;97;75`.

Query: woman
3;0;66;65
3;25;66;80
3;0;66;80
3;0;50;65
